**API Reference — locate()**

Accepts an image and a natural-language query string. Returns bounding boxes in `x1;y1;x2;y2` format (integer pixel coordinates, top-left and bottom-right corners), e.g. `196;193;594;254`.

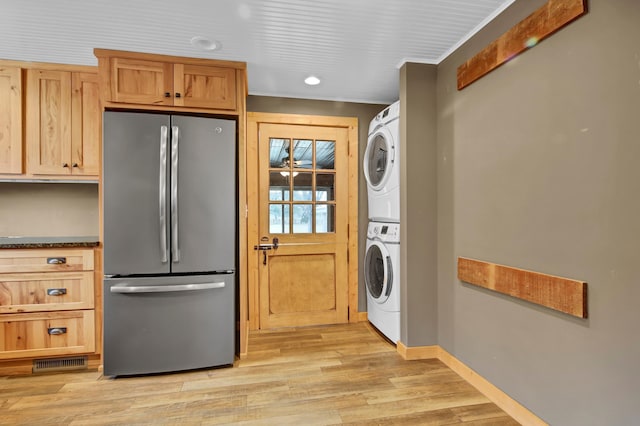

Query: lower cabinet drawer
0;271;94;314
0;249;94;274
0;310;95;360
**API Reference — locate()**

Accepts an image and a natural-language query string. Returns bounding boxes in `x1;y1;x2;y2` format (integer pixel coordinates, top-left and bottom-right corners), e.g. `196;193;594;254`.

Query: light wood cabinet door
0;310;95;360
24;69;100;177
110;57;173;106
0;249;94;274
174;64;237;110
0;66;22;174
25;69;73;175
0;271;94;314
71;72;100;176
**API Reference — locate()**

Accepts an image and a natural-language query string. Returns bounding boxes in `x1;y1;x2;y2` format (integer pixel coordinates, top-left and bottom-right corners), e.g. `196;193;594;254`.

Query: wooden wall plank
457;0;587;90
458;257;587;318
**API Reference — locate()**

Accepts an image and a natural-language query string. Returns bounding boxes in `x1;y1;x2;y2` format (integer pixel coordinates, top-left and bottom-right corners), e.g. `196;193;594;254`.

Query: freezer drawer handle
47;288;67;296
48;327;67;335
47;257;67;265
110;281;225;294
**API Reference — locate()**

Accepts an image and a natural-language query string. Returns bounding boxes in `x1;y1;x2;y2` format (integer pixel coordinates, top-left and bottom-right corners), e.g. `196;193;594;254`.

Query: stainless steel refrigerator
102;111;236;376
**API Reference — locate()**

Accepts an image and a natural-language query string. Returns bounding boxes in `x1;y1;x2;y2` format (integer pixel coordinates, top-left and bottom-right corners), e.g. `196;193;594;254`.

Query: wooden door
109;57;173;106
25;69;72;175
256;123;350;328
173;64;237;110
70;72;100;176
0;66;22;174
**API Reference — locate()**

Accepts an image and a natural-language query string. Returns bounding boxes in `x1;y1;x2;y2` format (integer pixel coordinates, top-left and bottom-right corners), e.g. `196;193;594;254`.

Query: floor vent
33;356;88;373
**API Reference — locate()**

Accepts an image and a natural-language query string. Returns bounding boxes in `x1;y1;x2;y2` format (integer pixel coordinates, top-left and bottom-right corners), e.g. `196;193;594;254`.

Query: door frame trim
246;112;359;331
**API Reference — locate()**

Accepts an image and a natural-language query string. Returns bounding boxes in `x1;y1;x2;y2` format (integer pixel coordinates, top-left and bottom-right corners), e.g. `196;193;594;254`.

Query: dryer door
364;241;393;304
364;126;394;191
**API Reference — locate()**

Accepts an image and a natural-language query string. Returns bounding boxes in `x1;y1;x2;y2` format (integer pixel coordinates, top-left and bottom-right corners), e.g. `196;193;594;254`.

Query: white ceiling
1;0;515;104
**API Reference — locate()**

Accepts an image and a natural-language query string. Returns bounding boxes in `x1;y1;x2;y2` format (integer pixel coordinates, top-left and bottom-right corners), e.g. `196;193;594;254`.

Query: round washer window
365;243;392;302
364;130;393;189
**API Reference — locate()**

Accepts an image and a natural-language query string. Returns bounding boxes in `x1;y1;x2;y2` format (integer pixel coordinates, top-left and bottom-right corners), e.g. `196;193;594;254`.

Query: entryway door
247;113;358;330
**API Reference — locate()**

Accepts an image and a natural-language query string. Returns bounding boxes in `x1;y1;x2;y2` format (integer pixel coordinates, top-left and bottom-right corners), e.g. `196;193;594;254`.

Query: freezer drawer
103;274;235;376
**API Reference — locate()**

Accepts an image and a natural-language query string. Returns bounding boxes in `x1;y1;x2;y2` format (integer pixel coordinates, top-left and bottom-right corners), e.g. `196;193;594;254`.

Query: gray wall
247;95;386;311
399;63;438;346
437;0;640;424
0;183;99;237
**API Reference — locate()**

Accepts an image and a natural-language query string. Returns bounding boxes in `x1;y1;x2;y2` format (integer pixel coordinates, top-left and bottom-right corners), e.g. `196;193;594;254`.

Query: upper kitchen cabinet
0;66;22;174
25;69;100;177
71;72;100;176
94;49;245;113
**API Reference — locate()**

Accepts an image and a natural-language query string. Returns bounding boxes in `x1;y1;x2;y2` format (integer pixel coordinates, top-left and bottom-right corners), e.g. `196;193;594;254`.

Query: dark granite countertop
0;236;100;249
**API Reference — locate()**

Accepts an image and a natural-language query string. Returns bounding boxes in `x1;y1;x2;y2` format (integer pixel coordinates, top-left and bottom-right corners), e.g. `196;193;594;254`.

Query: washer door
364;241;393;304
364;127;394;191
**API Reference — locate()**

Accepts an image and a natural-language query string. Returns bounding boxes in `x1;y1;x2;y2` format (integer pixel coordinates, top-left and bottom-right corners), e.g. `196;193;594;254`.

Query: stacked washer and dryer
363;101;401;343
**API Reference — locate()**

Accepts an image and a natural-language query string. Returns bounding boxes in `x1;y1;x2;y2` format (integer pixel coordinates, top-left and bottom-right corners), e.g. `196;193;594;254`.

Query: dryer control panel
367;222;400;243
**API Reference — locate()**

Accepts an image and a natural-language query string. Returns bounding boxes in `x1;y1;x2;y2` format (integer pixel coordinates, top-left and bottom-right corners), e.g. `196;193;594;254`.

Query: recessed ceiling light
190;36;221;51
304;75;321;86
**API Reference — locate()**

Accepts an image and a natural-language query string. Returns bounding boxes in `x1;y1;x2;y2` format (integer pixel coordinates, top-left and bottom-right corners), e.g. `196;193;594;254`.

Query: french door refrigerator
103;111;236;376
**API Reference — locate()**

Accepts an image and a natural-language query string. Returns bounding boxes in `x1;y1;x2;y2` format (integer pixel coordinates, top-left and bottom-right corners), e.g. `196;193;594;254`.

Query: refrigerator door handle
159;126;169;263
171;125;180;263
110;281;226;294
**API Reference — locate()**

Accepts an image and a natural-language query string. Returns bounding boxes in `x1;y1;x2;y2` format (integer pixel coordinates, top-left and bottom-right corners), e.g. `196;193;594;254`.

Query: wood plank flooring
0;322;519;425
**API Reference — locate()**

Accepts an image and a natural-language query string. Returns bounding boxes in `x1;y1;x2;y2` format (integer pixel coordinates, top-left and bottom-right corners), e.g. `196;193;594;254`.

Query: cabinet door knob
62;163;69;168
164;92;171;98
72;163;78;168
175;92;181;98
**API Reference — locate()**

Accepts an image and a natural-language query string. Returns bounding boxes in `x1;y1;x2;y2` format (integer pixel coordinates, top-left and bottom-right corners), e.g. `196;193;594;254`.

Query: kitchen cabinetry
0;66;22;174
0;249;96;361
25;69;100;177
95;49;243;112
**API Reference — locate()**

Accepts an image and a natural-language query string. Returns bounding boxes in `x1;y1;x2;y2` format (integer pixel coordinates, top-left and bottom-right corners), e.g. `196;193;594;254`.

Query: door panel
0;66;22;174
257;123;349;329
71;72;100;175
174;64;237;110
26;69;72;175
170;115;236;273
110;58;173;105
103;112;171;275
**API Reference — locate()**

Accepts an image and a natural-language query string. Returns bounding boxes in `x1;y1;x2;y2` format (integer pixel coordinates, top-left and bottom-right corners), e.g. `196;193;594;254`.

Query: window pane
316;204;335;233
270;138;290;168
316;140;335;169
293;139;313;169
293;204;313;233
293;172;313;201
269;172;290;201
316;173;335;201
270;204;290;234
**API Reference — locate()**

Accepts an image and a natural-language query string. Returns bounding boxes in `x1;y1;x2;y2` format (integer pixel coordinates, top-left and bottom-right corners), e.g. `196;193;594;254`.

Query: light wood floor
1;322;519;425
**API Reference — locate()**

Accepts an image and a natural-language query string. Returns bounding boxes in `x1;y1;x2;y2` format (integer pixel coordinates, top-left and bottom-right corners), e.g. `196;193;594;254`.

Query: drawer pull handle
47;257;67;265
47;288;67;296
48;327;67;335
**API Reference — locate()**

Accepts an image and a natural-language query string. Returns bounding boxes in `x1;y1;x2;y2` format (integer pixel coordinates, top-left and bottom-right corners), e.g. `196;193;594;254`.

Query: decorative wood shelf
457;257;588;318
457;0;587;90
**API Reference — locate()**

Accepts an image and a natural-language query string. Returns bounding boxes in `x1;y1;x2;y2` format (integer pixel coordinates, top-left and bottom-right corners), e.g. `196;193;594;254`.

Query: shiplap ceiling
1;0;515;104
